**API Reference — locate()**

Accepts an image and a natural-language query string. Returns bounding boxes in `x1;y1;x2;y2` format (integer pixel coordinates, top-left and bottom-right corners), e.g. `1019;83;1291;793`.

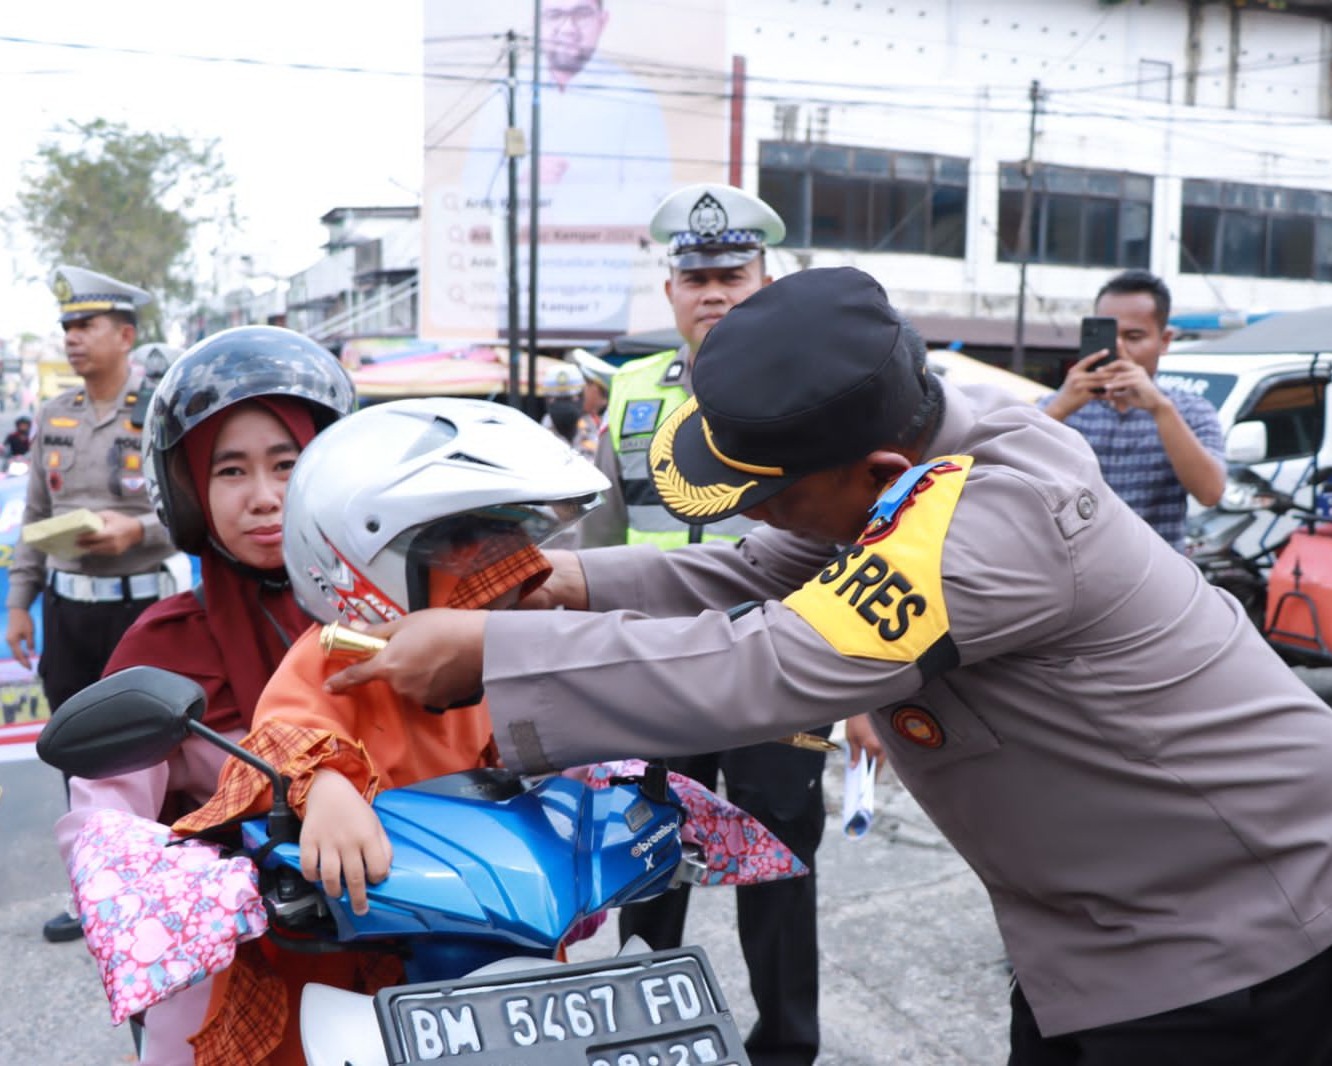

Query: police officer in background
6;266;178;942
578;184;786;549
580;184;883;1066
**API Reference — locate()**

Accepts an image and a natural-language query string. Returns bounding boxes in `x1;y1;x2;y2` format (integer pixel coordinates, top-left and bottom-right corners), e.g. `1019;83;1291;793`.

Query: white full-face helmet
283;397;609;624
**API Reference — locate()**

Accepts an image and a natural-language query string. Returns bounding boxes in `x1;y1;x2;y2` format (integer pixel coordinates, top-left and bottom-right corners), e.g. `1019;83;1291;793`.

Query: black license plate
375;947;748;1065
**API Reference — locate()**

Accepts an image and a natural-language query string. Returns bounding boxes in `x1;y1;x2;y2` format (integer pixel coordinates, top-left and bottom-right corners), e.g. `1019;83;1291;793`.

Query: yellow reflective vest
605;349;756;548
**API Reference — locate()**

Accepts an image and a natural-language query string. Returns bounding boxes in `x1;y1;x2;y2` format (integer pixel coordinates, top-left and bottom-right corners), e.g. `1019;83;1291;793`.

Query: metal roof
1173;306;1332;355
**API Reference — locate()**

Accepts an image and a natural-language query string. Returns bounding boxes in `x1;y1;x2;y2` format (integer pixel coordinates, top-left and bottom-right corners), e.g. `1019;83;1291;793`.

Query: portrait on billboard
422;0;729;344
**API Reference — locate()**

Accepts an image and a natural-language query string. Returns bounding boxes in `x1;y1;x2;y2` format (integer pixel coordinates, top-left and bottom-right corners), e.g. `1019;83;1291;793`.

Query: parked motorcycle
38;666;759;1066
1184;465;1288;630
1260;476;1332;668
1187;464;1332;668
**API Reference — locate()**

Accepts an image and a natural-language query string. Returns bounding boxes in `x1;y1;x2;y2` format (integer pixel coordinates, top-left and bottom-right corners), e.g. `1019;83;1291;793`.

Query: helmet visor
401;499;597;610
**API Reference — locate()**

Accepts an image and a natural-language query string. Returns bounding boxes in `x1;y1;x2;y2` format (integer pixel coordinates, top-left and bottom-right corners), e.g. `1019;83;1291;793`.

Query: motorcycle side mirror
1224;421;1268;465
1218;466;1293;515
37;666;205;779
37;665;302;845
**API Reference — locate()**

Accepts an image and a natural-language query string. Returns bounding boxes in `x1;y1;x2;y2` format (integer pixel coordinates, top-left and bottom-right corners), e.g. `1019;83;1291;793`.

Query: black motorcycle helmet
146;325;357;554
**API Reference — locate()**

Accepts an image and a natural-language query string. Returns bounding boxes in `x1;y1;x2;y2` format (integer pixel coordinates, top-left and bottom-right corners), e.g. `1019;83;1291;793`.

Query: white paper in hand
842;750;876;838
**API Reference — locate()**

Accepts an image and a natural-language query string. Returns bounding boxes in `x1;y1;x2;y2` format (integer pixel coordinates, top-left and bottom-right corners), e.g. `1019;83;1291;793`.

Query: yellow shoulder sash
784;456;971;676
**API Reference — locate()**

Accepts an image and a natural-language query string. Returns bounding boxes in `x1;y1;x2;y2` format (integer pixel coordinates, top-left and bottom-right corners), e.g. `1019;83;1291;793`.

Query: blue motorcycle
39;666;752;1066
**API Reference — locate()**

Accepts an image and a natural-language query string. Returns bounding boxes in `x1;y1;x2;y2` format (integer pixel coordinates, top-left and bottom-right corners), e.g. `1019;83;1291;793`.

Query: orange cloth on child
174;542;551;1065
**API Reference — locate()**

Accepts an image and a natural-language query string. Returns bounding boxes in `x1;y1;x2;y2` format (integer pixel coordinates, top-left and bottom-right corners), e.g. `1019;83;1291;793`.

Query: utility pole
1012;79;1040;377
527;1;543;416
505;30;524;409
729;55;746;187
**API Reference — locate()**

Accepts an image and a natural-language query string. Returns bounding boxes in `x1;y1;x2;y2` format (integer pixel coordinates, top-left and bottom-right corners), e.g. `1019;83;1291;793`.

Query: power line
11;24;1332;180
9;22;1329;115
0;33;420;79
9;25;1331;137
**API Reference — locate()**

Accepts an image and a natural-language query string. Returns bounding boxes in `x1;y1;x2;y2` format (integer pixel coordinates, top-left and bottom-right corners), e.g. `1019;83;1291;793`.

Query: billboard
422;0;729;345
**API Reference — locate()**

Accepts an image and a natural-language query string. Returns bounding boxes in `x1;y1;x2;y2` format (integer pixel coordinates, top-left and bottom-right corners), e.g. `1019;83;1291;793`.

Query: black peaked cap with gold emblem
648;267;930;523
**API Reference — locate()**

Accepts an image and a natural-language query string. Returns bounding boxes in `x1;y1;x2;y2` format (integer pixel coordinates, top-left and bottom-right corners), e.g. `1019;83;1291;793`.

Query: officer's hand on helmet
324;609;487;709
517;549;589;611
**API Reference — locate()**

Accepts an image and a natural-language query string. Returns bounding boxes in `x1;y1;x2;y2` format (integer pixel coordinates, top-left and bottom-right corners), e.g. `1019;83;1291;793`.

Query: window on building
997;164;1152;269
758;141;968;257
1137;59;1172;103
1181;180;1332;281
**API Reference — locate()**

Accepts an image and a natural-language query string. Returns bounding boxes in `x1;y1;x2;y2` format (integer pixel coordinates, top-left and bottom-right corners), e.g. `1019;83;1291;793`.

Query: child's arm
300;769;393;916
174;628;381;836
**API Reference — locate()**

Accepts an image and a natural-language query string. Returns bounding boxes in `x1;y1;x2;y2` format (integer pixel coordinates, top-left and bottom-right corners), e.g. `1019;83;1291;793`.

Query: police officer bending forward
327;268;1332;1066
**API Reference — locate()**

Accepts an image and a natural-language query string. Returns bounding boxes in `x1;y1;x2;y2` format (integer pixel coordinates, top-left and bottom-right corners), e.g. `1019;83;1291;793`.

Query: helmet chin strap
198;535;301;652
207;534;291;590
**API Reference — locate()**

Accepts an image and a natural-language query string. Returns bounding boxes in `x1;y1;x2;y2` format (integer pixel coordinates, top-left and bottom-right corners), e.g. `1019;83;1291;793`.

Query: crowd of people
17;180;1332;1066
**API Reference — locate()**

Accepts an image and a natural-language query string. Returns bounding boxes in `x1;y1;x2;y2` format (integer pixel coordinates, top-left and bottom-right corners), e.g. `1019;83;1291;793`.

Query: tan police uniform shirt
482;378;1332;1037
7;372;174;610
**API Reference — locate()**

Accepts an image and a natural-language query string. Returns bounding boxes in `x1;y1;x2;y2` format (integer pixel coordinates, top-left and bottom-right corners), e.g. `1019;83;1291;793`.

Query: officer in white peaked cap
577;182;865;1066
649;182;786;271
50;265;153;325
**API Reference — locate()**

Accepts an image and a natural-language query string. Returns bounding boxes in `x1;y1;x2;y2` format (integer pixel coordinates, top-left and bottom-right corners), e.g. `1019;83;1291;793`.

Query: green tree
13;119;236;339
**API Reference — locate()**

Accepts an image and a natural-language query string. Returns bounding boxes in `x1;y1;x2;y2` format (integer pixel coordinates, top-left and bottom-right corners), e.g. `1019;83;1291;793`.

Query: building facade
725;0;1332;379
202;1;1332;382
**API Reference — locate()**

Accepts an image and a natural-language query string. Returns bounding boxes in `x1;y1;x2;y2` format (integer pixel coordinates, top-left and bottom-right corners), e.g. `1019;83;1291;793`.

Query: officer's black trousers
617;738;828;1066
40;591;159;800
1009;942;1332;1066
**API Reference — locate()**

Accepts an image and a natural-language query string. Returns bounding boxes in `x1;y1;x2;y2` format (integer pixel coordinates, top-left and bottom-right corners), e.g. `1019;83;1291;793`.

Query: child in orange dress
173;397;608;1064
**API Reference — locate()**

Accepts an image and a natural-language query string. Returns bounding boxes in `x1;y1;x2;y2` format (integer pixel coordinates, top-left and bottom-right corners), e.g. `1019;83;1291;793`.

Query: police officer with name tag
6;266;178;943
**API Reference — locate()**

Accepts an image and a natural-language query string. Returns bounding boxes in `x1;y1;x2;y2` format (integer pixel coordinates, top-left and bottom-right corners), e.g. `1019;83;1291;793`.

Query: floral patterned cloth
68;809;267;1025
585;759;810;885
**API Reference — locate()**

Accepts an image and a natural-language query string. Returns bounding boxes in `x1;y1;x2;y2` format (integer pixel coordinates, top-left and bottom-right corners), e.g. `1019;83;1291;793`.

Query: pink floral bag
68;808;267;1024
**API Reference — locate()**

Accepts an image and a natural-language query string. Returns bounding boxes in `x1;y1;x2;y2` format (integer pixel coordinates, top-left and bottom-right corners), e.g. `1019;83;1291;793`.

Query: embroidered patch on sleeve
784;456;971;664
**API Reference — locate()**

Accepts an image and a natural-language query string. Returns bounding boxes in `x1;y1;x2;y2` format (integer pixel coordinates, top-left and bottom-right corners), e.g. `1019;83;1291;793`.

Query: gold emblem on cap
319;621;387;660
649;399;757;518
53;274;73;303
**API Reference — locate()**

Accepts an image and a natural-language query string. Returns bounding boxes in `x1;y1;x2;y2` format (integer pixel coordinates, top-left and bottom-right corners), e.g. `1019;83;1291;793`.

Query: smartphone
1079;316;1119;369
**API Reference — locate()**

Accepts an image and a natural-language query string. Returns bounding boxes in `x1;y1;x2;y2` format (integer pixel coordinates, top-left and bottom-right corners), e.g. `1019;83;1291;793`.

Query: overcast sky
0;0;423;339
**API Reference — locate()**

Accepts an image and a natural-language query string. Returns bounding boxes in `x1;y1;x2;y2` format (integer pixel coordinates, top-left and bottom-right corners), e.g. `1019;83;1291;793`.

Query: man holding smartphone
1040;269;1225;550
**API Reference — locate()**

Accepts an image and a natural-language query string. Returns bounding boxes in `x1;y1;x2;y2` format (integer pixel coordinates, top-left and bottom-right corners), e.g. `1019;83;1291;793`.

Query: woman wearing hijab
54;326;354;1065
